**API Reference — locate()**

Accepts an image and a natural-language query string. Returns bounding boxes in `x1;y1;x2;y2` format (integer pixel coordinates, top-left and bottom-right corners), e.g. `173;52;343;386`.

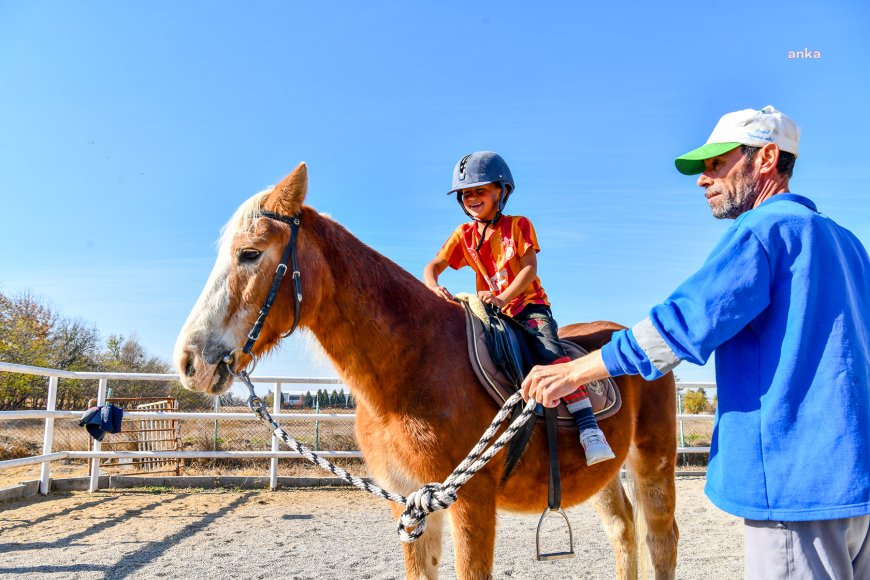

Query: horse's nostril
184;352;196;378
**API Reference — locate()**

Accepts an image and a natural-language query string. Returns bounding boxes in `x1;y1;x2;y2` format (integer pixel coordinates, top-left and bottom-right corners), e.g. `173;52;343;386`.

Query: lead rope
237;369;538;543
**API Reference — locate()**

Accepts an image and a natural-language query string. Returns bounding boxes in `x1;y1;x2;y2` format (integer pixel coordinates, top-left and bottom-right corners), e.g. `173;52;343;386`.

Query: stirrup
535;507;575;561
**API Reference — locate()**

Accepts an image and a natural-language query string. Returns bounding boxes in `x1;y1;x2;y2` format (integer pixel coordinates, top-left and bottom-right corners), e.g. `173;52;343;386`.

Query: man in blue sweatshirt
522;106;870;579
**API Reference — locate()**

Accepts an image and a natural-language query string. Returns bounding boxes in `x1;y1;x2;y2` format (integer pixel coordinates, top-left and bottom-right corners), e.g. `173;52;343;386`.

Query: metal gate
88;397;182;475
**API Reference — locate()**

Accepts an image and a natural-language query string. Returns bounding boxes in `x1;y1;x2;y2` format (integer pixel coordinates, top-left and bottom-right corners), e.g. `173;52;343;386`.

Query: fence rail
0;361;715;495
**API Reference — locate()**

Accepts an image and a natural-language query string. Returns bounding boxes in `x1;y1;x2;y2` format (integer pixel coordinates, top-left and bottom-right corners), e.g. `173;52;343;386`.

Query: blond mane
218;187;273;249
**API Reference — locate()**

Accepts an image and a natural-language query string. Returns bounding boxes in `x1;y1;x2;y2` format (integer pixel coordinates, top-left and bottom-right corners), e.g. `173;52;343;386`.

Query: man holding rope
522;106;870;579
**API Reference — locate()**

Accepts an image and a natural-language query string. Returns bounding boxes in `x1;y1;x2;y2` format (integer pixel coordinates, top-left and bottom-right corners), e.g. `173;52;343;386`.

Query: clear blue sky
1;1;868;387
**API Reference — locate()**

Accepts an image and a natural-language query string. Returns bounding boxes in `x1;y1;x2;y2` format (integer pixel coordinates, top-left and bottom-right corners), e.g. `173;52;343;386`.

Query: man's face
697;148;760;219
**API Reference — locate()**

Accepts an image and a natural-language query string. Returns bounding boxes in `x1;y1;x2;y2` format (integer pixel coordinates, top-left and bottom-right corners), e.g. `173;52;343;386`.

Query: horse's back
559;320;626;352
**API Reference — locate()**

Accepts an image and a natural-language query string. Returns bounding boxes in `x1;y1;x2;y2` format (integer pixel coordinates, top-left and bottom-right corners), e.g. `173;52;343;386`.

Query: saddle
457;293;622;561
457;294;621;423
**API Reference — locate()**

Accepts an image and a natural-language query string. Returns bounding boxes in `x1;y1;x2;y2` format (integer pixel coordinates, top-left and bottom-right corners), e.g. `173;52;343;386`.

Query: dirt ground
0;476;741;579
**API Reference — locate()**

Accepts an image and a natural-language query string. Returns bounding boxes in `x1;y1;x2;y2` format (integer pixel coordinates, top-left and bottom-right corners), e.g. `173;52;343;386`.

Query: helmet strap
473;211;502;252
455;182;505;252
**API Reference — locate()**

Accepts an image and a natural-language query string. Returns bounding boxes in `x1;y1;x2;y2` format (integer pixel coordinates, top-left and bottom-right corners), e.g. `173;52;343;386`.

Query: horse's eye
239;249;261;263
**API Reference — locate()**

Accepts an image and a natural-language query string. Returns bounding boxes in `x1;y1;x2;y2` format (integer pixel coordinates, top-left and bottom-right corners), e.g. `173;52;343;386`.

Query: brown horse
174;163;679;579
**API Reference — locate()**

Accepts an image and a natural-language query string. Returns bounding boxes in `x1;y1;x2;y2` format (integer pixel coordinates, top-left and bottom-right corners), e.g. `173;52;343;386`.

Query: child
423;151;615;465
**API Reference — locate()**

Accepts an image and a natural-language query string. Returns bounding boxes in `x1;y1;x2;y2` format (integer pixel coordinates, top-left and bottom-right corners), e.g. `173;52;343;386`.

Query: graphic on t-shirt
502;237;515;261
487;268;508;293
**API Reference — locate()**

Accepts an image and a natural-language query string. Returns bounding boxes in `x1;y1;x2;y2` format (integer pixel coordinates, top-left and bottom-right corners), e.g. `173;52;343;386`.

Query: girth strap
545;406;562;509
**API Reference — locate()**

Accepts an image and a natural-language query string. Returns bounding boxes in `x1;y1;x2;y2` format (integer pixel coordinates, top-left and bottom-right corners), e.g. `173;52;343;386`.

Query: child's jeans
513;304;590;408
512;304;568;364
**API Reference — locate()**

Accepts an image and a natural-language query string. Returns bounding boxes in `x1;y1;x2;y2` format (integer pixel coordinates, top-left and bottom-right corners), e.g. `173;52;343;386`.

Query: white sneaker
579;428;616;465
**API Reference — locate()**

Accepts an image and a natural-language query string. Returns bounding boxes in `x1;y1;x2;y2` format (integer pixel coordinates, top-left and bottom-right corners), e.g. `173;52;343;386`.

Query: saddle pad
460;297;621;423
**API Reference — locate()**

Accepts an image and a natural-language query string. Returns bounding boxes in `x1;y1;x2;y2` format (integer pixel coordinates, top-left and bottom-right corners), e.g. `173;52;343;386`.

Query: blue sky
1;1;868;388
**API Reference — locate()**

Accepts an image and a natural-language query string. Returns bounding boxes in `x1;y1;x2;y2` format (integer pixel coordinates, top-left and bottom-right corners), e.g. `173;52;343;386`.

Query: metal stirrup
535;507;575;561
536;405;575;560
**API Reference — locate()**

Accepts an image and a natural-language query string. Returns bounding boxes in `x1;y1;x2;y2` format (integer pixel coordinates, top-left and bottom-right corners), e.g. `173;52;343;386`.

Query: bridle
222;210;303;375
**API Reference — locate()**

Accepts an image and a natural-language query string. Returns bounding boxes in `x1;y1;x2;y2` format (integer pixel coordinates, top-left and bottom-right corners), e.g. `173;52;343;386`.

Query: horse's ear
265;162;308;215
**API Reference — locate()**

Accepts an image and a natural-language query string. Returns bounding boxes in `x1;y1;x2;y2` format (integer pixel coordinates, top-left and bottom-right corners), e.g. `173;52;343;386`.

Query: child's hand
478;291;505;309
429;284;454;302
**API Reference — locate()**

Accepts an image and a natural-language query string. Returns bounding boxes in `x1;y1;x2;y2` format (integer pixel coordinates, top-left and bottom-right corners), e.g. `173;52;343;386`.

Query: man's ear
758;144;781;176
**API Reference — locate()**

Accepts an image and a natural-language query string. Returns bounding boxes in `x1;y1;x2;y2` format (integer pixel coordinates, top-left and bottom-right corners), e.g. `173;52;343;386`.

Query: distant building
282;394;305;408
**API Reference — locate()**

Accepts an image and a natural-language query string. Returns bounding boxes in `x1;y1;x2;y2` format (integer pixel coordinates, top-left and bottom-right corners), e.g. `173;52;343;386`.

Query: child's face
460;182;501;221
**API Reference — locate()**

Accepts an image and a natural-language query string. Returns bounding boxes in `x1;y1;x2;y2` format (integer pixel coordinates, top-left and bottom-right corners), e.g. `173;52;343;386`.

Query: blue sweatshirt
601;194;870;521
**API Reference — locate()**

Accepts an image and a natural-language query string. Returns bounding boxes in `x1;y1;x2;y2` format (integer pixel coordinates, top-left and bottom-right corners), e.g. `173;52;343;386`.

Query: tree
0;290;213;411
0;291;59;409
303;391;313;408
681;389;710;414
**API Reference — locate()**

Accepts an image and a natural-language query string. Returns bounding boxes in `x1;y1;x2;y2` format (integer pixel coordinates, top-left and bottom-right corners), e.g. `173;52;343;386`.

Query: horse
174;163;679;579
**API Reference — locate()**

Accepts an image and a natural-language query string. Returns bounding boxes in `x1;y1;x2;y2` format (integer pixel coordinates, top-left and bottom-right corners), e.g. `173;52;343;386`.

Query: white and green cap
675;105;801;175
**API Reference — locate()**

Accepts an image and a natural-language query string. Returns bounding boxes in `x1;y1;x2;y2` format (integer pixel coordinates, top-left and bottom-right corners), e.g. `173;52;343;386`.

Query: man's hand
478;291;505;308
429;284;454;302
522;351;611;407
521;360;581;407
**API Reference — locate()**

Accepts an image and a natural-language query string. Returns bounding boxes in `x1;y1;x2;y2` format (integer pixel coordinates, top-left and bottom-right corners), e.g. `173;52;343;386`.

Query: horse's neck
304;215;461;412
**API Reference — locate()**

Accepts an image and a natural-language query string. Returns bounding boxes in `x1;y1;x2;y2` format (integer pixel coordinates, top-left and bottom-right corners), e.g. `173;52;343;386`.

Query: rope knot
396;483;457;543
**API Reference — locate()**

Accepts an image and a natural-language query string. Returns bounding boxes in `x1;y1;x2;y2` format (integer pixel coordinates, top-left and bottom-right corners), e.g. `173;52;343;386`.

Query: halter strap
241;211;303;356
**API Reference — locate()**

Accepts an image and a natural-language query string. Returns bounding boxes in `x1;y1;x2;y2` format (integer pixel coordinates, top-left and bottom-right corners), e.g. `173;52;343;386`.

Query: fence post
213;396;220;451
315;397;320;451
39;376;59;495
270;382;282;491
88;378;108;493
677;389;686;462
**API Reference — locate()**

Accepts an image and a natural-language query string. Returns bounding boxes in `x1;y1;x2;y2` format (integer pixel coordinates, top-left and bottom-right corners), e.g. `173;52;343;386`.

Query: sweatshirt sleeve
601;224;772;380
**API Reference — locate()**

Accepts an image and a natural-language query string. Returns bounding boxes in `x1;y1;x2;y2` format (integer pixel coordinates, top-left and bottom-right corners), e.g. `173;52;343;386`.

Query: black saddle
478;302;535;390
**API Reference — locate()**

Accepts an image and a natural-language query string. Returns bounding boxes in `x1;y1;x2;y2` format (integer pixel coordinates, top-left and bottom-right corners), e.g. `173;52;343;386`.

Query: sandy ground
0;476;742;579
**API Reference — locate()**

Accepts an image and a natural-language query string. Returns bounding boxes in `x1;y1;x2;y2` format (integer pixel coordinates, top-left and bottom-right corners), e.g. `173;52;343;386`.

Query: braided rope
239;371;537;543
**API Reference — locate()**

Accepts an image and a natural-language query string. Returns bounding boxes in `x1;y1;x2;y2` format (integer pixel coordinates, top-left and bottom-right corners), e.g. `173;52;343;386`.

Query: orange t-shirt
436;215;549;317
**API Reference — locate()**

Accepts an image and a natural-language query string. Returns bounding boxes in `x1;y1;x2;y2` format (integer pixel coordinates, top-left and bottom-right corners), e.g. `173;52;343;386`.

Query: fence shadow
102;492;254;579
0;495;183;553
0;495;120;532
0;492;255;579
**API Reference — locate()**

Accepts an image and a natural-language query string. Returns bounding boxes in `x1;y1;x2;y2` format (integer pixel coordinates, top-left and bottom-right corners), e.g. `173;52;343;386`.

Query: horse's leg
628;380;680;579
357;412;445;580
448;475;498;580
387;502;446;580
590;473;637;579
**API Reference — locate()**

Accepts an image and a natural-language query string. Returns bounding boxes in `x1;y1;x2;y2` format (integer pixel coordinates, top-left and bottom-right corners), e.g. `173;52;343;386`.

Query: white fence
0;362;714;495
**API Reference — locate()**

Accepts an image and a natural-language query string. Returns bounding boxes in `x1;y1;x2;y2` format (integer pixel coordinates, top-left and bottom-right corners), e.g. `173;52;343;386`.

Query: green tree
0;291;58;409
0;290;210;410
681;389;710;414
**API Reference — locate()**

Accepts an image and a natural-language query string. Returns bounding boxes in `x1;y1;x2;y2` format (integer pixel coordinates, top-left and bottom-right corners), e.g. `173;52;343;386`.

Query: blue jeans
512;304;568;365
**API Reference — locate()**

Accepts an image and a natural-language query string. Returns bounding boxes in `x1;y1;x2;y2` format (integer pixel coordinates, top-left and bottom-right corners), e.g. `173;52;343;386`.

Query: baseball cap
674;106;801;175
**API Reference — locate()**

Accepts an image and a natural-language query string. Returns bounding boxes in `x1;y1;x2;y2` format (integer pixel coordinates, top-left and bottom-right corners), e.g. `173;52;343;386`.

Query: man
522;106;870;579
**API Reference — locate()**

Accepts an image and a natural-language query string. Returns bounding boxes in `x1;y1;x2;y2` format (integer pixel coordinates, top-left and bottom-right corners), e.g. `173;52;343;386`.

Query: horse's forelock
219;188;274;250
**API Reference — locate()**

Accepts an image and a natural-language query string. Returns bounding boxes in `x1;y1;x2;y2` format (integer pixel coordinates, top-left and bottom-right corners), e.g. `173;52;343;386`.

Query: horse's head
174;162;324;394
